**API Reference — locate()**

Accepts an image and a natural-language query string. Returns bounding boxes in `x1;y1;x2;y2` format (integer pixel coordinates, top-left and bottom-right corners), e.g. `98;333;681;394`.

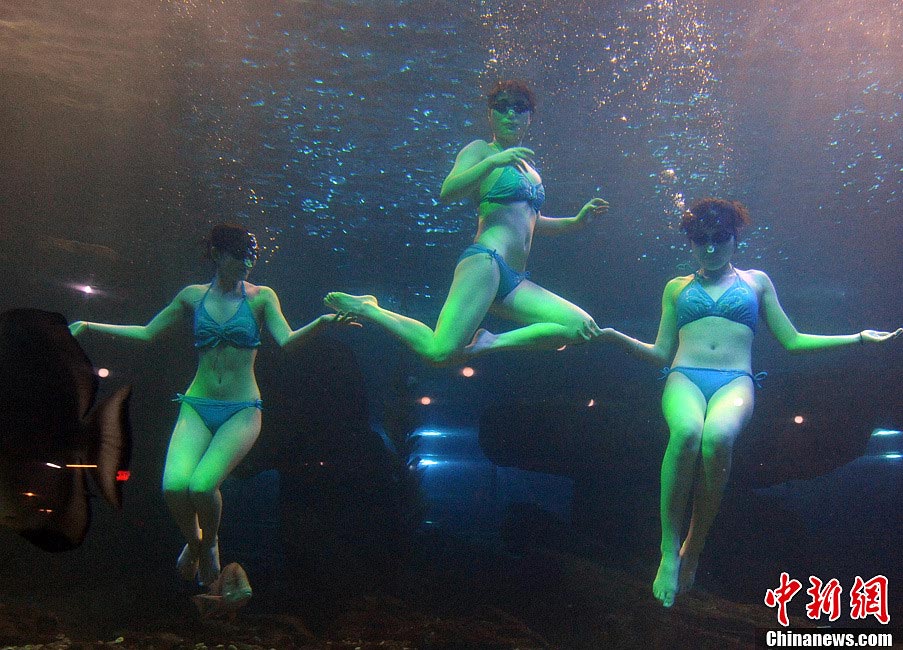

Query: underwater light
417;459;439;467
416;430;444;437
883;454;902;460
871;429;902;437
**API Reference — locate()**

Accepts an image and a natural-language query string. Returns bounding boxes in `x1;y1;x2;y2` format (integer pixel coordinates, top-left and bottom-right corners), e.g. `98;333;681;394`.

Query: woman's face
488;93;532;141
689;228;736;272
213;248;254;278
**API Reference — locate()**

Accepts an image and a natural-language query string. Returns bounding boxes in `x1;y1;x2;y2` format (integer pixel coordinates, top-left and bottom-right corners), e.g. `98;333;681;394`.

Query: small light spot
419;396;432;406
115;470;130;482
97;368;110;378
45;462;61;469
794;415;805;424
587;399;595;407
80;285;94;294
556;345;567;351
733;398;745;407
461;367;475;378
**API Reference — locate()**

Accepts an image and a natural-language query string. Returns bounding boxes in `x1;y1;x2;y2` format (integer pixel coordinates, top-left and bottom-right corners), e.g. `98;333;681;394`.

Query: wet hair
487;79;536;113
681;198;751;241
206;223;258;261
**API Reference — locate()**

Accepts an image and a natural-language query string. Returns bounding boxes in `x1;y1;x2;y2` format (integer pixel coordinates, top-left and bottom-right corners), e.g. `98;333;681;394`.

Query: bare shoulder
176;284;208;306
247;283;278;303
736;268;772;292
458;139;493;157
665;274;694;295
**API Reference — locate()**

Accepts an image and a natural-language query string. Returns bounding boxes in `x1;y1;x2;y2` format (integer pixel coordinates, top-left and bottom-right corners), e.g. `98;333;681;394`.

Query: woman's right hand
488;146;535;169
69;321;87;337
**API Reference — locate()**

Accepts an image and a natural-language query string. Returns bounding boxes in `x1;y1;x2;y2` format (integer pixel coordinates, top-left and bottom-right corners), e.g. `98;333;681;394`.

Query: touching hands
575;198;610;226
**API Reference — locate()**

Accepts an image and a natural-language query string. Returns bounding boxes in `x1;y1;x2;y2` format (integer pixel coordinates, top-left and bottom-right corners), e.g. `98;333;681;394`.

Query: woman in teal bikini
325;80;610;364
70;224;352;585
602;198;902;608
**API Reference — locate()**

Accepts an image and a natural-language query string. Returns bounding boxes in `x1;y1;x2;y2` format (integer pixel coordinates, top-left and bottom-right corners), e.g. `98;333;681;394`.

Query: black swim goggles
689;230;734;246
490;99;533;115
224;232;259;267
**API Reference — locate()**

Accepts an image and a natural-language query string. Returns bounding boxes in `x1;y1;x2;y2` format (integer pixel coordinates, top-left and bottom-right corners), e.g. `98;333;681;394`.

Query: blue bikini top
482;165;545;211
194;281;261;349
676;271;759;333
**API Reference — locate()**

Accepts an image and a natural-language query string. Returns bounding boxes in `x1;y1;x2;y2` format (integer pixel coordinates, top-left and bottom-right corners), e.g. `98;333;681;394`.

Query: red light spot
116;470;131;482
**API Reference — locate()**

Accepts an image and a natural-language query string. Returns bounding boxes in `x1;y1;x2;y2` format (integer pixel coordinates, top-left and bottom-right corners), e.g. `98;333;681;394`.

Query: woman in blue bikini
602;198;901;608
70;224;352;585
325;80;610;364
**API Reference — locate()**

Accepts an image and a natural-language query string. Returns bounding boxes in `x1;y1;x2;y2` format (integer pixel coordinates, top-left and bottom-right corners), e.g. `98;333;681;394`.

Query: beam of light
22;493;37;497
416;430;445;437
45;462;62;469
883;453;902;460
65;464;98;469
871;429;901;437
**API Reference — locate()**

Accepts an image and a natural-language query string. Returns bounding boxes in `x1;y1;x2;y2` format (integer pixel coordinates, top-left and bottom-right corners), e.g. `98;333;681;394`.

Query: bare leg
654;373;706;607
678;378;754;593
468;280;602;354
189;406;262;584
162;405;211;580
325;253;499;365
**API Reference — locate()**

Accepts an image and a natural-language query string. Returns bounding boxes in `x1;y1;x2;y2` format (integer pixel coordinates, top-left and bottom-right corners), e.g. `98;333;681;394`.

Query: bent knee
188;479;219;499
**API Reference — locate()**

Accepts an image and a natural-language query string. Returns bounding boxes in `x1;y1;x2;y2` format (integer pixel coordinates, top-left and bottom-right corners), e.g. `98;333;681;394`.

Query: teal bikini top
194;281;261;349
676;271;759;333
482;165;545;211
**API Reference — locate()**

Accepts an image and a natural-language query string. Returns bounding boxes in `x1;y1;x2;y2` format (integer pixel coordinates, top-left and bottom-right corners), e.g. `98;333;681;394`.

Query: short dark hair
487;79;536;113
206;223;256;260
681;198;751;240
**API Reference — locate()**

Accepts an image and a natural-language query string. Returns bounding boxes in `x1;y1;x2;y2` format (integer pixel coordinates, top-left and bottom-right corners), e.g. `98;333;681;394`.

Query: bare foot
653;553;680;607
678;551;699;594
464;328;498;356
177;542;200;581
324;292;378;317
198;537;221;587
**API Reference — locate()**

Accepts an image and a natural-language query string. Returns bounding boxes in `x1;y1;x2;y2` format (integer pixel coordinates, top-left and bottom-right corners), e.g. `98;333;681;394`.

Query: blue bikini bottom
663;366;767;403
457;244;529;302
174;394;263;433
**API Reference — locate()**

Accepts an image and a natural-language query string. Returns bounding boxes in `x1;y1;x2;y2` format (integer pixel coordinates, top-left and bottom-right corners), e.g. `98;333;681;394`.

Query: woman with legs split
601;198;901;607
70;224;354;585
325;80;610;364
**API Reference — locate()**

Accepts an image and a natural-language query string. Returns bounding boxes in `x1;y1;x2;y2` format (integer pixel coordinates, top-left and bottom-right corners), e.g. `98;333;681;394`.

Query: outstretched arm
69;287;192;342
260;286;357;352
759;271;902;352
535;198;610;235
602;278;682;366
439;141;534;203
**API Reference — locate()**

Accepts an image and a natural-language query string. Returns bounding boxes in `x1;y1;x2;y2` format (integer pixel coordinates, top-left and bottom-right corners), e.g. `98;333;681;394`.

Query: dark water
0;0;901;644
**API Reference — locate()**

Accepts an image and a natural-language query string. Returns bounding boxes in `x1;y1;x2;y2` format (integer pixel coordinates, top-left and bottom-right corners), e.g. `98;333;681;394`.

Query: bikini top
194;281;261;349
675;271;759;333
481;165;545;211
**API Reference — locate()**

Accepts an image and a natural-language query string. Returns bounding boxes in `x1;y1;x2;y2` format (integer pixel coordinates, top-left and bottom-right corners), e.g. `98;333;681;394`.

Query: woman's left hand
575;198;610;226
860;328;903;344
